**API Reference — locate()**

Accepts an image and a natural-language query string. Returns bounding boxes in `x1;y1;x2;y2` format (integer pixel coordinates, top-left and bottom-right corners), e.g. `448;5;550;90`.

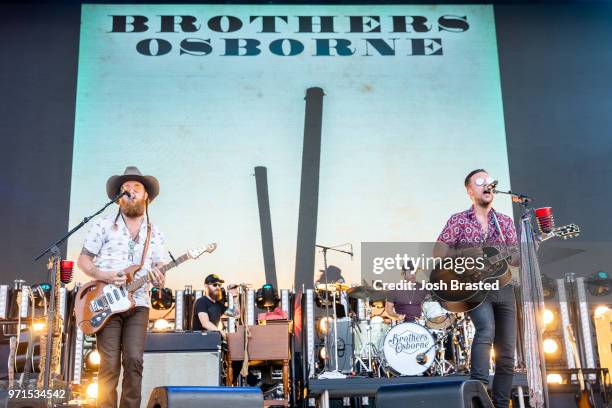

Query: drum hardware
315;244;353;379
430;330;455;376
352;297;384;375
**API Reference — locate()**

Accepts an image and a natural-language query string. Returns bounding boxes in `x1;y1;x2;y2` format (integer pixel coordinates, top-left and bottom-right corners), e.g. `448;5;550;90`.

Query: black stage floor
307;373;528;398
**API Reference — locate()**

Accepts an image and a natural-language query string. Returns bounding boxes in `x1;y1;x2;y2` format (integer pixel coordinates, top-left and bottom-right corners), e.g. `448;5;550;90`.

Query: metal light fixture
151;288;174;310
587;271;610;297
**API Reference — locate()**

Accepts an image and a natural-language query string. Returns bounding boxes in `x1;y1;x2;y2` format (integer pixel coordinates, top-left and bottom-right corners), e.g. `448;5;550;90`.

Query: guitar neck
126;253;189;292
488;246;519;264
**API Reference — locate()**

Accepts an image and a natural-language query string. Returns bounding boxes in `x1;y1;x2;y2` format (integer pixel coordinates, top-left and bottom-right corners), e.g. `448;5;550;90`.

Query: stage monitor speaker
376;380;494;408
146;386;262;408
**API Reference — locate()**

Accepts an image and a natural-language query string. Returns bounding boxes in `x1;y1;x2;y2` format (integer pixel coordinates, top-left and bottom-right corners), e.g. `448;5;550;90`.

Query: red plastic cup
534;207;552;218
60;260;74;284
534;207;554;233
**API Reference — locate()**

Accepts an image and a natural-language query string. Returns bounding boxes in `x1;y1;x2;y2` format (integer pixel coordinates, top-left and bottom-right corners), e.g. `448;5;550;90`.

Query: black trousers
96;306;149;408
468;285;517;408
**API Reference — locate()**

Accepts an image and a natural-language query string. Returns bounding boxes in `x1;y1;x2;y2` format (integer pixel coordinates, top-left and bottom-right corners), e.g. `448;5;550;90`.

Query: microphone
112;190;131;202
485;180;498;192
416;353;429;365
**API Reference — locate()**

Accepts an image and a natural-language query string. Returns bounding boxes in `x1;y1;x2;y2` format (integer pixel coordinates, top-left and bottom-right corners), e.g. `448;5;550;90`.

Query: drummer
385;261;428;322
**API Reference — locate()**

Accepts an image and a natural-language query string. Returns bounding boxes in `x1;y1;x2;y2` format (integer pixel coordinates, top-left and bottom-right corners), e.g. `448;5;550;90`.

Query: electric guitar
431;223;580;313
74;243;217;335
568;324;596;408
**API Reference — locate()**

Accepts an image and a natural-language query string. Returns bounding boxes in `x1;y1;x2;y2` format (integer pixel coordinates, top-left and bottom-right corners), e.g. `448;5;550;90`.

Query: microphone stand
315;244;353;379
32;192;124;396
495;186;550;408
493;188;534;206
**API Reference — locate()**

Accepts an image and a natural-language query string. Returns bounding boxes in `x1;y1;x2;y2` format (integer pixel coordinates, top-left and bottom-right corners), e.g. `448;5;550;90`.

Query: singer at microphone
485;179;498;193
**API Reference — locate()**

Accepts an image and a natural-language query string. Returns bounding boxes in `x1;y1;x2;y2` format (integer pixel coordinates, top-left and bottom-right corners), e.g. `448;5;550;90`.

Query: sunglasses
209;283;222;288
474;177;494;187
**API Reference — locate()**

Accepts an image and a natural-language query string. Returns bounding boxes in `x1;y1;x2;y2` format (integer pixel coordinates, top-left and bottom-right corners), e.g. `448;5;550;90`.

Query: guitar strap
135;223;152;273
492;210;507;245
493;210;520;286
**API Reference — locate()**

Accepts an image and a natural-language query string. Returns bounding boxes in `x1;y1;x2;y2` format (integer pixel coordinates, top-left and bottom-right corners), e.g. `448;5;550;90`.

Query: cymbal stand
432;330;454;376
316;244;351;379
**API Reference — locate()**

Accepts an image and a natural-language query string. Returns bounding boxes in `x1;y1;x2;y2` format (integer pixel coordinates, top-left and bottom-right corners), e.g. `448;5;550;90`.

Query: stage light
543;309;555;327
306;289;316;376
594;305;610;319
86;382;98;399
319;346;327;361
256;284;279;311
547;373;563;384
151;288;174;310
31;283;51;308
587;271;610;297
317;317;332;335
543;338;559;354
543;308;560;332
153;318;171;332
32;321;46;332
85;350;100;369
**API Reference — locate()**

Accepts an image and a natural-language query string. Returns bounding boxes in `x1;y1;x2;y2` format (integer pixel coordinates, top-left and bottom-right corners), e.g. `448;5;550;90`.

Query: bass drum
381;322;436;376
422;301;456;330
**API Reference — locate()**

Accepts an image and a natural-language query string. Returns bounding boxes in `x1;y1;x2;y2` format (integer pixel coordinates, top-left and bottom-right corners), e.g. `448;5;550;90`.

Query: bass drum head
381;322;436;376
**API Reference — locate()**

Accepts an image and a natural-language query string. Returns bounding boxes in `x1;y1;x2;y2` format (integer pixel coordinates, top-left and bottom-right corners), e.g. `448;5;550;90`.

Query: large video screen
67;5;512;290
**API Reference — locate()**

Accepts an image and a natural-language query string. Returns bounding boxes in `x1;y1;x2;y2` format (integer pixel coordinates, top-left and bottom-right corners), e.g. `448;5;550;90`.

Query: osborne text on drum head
387;329;434;354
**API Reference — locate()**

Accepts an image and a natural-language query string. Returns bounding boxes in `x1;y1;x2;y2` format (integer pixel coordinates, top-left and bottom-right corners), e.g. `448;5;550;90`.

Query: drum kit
314;283;476;378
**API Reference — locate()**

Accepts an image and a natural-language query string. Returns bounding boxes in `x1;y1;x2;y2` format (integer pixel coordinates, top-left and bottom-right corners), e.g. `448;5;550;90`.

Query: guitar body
430;246;512;313
73;243;217;336
74;265;139;335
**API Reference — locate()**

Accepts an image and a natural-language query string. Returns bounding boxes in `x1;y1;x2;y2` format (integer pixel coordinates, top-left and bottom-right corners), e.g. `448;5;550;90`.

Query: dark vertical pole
254;166;278;288
294;87;325;290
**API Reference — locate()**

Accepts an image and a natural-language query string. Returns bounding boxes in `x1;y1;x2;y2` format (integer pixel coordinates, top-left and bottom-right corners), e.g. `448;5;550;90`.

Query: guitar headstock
553;223;580;240
188;243;218;259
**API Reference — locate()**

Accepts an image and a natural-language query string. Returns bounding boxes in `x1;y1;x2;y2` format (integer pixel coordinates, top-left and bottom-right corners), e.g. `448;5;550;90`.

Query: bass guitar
74;243;217;335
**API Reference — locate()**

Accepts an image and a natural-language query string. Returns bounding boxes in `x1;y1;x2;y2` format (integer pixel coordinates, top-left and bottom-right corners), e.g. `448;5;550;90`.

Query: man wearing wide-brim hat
77;166;168;408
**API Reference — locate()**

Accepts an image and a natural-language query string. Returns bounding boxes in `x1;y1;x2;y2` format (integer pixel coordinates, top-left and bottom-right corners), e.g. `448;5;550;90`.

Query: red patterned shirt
437;206;518;248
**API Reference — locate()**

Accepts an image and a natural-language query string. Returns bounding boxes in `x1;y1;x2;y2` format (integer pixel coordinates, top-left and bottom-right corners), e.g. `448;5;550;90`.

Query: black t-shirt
192;296;227;331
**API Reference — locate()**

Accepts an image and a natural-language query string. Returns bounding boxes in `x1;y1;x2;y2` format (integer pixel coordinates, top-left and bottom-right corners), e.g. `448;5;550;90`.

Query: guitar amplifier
136;331;222;408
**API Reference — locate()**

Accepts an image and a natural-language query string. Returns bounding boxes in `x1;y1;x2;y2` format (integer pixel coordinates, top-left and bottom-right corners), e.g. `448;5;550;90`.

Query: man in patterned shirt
434;169;519;408
77;166;167;408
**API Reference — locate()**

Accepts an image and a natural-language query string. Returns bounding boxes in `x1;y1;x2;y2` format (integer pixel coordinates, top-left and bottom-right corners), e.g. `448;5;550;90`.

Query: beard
121;197;146;217
208;287;223;302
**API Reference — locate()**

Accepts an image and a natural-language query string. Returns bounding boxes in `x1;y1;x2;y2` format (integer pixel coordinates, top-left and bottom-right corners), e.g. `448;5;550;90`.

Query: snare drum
422;301;456;330
380;322;436;376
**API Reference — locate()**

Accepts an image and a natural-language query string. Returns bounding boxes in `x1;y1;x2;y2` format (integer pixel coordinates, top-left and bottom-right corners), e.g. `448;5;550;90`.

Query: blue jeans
468;284;517;408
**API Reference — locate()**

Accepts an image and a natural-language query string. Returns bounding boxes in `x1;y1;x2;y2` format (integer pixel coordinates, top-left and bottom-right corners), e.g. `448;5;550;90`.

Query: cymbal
315;282;350;292
346;285;387;302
